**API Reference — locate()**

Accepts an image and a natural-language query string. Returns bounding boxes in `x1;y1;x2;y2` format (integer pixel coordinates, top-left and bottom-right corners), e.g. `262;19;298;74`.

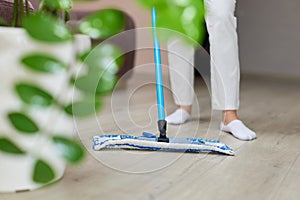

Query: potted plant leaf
136;0;206;44
0;0;125;192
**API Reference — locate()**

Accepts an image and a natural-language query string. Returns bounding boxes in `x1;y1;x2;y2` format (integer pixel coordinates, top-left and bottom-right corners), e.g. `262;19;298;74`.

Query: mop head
93;132;234;155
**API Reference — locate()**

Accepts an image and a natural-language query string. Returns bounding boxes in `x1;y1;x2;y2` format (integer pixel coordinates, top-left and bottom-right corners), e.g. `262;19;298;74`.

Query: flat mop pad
93;132;234;155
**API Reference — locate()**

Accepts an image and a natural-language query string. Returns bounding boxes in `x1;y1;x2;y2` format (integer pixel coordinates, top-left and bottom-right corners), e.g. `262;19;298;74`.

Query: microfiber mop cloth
93;132;234;155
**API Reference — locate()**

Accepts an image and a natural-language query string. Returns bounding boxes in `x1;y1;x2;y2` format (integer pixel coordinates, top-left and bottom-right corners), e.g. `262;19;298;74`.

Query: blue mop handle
151;7;165;120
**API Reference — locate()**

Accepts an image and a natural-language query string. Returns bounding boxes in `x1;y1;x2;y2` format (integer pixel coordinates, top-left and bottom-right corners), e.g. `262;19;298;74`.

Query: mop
93;7;234;156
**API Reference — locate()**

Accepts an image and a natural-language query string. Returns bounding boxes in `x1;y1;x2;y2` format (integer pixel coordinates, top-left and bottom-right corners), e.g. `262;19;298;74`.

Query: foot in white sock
165;109;191;125
220;120;256;141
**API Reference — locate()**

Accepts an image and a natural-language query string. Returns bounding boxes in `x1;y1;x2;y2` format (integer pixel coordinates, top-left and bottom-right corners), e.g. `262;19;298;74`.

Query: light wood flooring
1;69;300;200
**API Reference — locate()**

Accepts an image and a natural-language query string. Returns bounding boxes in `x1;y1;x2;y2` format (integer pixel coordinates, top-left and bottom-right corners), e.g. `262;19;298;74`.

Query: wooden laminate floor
1;69;300;200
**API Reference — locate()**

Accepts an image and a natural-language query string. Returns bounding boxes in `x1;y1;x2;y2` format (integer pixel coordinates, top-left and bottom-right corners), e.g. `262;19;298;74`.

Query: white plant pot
0;27;90;192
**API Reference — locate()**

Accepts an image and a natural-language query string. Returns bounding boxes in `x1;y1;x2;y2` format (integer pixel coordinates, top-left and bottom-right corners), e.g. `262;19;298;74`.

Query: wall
237;0;300;78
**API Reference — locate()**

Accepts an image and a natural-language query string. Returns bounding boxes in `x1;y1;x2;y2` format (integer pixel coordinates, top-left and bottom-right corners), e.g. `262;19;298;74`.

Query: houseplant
0;0;125;192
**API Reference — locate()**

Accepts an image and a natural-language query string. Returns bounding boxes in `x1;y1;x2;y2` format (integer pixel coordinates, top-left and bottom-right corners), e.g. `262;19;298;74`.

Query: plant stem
19;0;24;23
12;0;19;27
38;0;45;14
25;0;30;14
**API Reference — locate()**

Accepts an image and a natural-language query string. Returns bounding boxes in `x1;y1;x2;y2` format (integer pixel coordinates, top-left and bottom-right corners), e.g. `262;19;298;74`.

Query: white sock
220;120;256;141
165;109;191;125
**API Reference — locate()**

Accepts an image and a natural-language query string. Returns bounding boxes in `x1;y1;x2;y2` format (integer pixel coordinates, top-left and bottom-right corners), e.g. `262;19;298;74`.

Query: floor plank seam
268;152;300;200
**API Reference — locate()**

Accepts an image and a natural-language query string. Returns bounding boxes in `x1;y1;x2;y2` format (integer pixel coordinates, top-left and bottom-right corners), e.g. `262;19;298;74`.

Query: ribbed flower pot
0;27;90;192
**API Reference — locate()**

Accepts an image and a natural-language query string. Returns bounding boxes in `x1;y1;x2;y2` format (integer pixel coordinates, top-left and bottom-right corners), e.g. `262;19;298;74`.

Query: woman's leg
166;38;194;124
204;0;240;111
205;0;256;140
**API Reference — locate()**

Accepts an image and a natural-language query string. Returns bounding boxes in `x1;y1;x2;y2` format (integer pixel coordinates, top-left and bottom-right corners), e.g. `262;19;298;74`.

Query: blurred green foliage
79;9;125;40
22;13;73;42
137;0;206;44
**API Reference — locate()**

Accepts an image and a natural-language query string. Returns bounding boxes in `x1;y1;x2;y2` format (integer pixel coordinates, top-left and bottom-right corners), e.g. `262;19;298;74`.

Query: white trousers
167;0;240;110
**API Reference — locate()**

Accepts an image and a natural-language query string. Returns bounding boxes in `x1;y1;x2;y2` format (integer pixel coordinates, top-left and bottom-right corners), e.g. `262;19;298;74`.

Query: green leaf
136;0;167;9
74;45;123;94
96;73;118;95
84;44;124;74
74;73;100;94
79;9;125;39
42;0;72;10
157;2;206;43
0;17;8;26
8;112;39;134
22;13;73;42
0;137;25;155
137;0;206;44
64;97;102;117
74;72;118;95
77;50;90;63
33;159;55;184
52;136;84;163
21;54;67;73
15;83;54;107
73;0;96;1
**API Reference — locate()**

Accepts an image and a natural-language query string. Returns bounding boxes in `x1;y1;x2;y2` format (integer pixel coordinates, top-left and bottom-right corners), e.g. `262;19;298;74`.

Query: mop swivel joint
157;120;169;143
